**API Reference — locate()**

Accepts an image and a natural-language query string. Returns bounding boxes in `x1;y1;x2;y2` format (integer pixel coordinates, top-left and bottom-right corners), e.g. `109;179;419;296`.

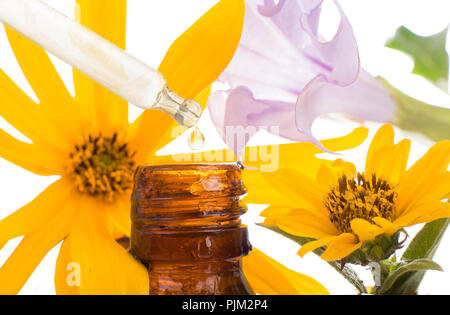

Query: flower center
324;173;397;234
68;133;136;201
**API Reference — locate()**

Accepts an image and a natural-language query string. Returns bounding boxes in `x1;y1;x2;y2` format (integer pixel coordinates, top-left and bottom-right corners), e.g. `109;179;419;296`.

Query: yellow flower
157;126;370;293
0;0;330;296
259;124;450;263
0;0;244;294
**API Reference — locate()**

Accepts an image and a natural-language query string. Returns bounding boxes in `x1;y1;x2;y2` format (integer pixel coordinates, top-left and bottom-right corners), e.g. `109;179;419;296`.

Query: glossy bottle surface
130;164;253;295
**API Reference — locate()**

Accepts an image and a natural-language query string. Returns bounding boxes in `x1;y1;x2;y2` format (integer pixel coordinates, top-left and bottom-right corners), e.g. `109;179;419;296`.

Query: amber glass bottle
130;164;253;295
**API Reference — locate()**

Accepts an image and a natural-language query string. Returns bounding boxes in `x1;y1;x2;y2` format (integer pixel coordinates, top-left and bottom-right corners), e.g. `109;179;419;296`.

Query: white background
0;0;449;295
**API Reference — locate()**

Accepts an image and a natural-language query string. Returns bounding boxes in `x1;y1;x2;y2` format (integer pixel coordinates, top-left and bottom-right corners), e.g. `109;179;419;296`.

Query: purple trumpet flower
208;0;396;158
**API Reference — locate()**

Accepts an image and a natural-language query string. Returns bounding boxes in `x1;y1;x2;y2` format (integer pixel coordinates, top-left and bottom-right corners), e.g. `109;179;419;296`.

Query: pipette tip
154;85;202;128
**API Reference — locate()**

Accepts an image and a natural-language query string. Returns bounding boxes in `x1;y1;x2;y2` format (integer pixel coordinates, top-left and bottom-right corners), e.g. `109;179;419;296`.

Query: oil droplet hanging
188;126;206;151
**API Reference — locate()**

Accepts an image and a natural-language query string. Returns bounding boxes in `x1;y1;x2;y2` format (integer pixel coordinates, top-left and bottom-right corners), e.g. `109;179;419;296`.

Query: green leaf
380;259;443;295
381;78;450;142
260;224;367;294
386;26;449;91
377;218;449;294
403;218;450;262
379;218;450;294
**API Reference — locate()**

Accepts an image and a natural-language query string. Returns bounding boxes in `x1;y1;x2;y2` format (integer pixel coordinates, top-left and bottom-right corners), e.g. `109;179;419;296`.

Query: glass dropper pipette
0;0;202;128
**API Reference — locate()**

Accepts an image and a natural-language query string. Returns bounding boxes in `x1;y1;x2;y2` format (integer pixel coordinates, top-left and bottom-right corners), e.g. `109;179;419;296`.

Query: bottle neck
130;164;253;295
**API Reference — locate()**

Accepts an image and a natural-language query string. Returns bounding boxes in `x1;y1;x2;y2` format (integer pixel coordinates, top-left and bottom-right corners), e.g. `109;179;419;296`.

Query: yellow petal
245;163;342;208
74;0;128;132
75;0;126;48
159;0;245;99
152;148;236;166
263;207;339;239
350;218;384;242
0;196;78;295
4;27;73;108
262;169;326;214
0;69;67;151
130;110;179;163
195;85;213;109
55;237;80;295
4;27;80;137
104;196;132;239
317;164;338;191
243;156;356;207
321;233;362;261
372;139;411;184
243;127;368;171
373;217;397;237
242;169;291;205
297;237;337;258
70;200;148;295
0;129;63;175
365;124;395;176
330;158;357;177
260;205;299;219
394;201;450;228
321;127;369;152
416;172;450;203
390;139;411;183
397;140;450;214
0;180;74;243
243;249;329;295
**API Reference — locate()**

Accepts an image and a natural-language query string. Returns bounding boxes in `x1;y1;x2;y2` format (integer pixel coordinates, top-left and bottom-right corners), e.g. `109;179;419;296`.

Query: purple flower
208;0;396;158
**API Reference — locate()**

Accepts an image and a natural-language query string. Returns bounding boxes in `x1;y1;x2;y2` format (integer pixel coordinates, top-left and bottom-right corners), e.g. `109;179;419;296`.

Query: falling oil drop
188;126;206;151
